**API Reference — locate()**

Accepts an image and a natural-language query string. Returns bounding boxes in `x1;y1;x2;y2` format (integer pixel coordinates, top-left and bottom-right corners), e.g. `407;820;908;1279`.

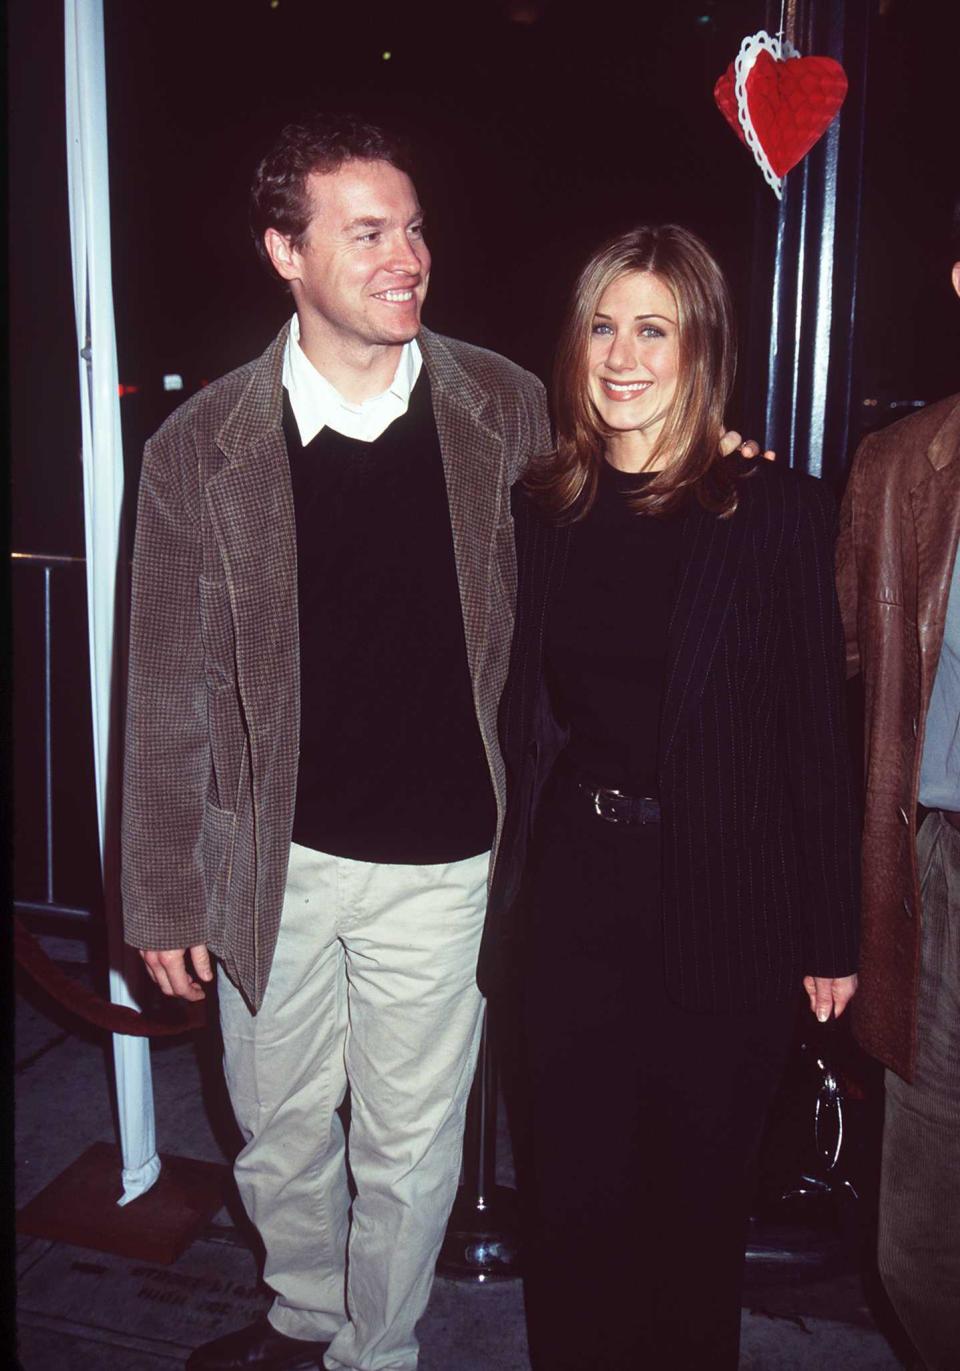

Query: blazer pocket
199;575;237;692
200;576;251;807
201;798;237;945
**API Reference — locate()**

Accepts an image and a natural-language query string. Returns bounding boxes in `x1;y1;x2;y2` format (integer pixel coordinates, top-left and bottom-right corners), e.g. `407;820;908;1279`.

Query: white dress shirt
282;314;423;445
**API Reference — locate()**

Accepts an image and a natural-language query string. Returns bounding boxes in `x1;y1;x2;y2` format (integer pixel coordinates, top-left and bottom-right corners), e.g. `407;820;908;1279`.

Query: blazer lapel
207;325;299;731
419;328;505;685
910;398;960;712
660;496;751;764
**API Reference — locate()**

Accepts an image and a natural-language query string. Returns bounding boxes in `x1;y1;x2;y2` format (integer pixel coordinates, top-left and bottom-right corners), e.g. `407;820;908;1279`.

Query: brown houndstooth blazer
121;321;551;1011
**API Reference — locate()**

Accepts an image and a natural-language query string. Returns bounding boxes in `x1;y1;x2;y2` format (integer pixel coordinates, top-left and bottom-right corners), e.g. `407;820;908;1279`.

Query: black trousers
508;773;795;1370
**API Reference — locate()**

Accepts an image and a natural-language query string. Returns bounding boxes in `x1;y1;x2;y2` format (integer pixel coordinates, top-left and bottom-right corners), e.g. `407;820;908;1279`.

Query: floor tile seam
741;1308;898;1341
15;1030;72;1074
14;1239;54;1280
742;1304;881;1333
195;1224;253;1248
16;1307;193;1357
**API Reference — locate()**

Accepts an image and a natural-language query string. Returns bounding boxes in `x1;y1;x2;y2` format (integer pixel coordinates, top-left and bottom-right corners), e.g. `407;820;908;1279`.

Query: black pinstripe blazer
480;459;860;1012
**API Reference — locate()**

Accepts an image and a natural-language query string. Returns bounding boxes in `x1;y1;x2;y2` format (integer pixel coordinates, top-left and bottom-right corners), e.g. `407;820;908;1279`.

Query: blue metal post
743;0;873;485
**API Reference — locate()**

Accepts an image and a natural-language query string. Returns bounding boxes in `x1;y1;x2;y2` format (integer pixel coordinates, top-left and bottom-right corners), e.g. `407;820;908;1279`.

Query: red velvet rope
14;917;207;1036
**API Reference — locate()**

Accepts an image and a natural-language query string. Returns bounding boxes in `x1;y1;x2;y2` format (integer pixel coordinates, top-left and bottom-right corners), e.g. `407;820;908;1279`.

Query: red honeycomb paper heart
714;50;848;178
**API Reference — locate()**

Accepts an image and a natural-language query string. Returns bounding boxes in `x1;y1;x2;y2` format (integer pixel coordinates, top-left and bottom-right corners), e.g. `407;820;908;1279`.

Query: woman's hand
803;973;858;1022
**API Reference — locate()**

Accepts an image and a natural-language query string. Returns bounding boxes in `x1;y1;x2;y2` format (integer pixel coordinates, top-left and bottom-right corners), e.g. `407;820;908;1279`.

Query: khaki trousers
879;812;960;1370
218;842;488;1371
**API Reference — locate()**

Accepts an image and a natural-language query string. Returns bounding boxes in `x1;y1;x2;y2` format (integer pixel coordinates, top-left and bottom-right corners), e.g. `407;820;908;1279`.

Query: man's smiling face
279;158;431;352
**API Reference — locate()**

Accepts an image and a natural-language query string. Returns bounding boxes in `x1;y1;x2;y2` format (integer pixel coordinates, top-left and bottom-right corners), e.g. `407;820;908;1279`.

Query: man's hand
718;426;776;461
140;944;213;1002
803;973;858;1023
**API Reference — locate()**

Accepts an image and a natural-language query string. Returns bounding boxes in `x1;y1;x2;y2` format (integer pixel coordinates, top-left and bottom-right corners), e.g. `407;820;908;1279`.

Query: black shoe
185;1317;330;1370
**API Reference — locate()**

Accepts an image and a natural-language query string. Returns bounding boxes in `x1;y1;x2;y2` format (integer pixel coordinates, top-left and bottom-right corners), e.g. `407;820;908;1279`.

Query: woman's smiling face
587;270;680;449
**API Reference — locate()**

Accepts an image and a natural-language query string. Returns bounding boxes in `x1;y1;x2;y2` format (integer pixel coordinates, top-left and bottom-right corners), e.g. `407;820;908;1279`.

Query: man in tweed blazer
122;116;549;1371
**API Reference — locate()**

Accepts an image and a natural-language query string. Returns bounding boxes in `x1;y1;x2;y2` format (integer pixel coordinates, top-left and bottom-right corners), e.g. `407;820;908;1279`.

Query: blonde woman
481;225;859;1369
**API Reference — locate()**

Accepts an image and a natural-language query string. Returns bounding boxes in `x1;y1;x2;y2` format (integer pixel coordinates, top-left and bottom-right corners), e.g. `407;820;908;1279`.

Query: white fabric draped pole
65;0;160;1205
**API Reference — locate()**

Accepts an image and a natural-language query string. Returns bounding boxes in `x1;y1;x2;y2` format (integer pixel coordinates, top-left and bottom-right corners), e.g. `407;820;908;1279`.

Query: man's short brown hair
249;113;414;276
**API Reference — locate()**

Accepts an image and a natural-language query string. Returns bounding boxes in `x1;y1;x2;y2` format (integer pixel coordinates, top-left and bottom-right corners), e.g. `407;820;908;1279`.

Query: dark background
7;0;960;914
11;0;960;559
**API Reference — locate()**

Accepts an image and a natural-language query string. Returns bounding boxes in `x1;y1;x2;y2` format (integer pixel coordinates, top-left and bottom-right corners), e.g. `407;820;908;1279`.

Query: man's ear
264;227;300;284
952;261;960;300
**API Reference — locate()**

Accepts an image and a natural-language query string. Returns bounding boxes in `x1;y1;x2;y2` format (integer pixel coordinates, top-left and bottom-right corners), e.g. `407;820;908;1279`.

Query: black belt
558;763;661;826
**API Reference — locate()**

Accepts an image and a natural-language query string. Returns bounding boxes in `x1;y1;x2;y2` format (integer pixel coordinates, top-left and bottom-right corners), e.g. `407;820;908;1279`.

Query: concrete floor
14;948;914;1370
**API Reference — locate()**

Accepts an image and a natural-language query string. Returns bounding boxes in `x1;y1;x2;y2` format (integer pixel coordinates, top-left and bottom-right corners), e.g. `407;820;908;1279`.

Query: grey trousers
879;812;960;1371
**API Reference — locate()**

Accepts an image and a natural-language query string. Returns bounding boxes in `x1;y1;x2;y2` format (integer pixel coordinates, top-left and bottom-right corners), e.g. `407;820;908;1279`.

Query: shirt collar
282;313;423;445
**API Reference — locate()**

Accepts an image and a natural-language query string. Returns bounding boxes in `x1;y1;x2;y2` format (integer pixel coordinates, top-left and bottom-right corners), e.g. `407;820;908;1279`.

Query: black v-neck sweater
283;373;495;864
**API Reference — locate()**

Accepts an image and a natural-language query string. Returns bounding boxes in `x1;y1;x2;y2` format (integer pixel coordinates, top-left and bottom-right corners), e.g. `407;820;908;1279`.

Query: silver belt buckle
593;786;627;823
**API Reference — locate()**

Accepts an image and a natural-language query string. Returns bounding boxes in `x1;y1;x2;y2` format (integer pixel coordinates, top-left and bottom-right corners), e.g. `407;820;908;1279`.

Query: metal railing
12;551;95;930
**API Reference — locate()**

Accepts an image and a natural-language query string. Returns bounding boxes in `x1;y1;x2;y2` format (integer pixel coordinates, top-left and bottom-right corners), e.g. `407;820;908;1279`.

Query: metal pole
741;0;875;1268
437;1008;520;1281
65;0;160;1204
743;0;873;486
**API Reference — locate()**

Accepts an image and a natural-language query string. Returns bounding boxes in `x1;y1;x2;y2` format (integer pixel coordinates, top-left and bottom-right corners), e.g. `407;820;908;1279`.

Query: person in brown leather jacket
836;210;960;1371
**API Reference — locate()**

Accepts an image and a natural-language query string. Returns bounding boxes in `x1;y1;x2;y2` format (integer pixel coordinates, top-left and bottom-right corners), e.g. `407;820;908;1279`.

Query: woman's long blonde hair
525;224;740;520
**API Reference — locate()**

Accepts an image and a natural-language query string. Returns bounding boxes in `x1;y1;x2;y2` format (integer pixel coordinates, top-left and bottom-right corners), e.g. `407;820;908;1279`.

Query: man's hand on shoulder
140;944;213;1002
718;426;776;462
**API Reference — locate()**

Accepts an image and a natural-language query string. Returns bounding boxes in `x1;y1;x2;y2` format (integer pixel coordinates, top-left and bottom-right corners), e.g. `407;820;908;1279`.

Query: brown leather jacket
836;393;960;1080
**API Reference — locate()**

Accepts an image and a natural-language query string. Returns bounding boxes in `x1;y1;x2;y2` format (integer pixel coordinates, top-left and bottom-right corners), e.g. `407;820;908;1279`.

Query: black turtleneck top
544;463;685;795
